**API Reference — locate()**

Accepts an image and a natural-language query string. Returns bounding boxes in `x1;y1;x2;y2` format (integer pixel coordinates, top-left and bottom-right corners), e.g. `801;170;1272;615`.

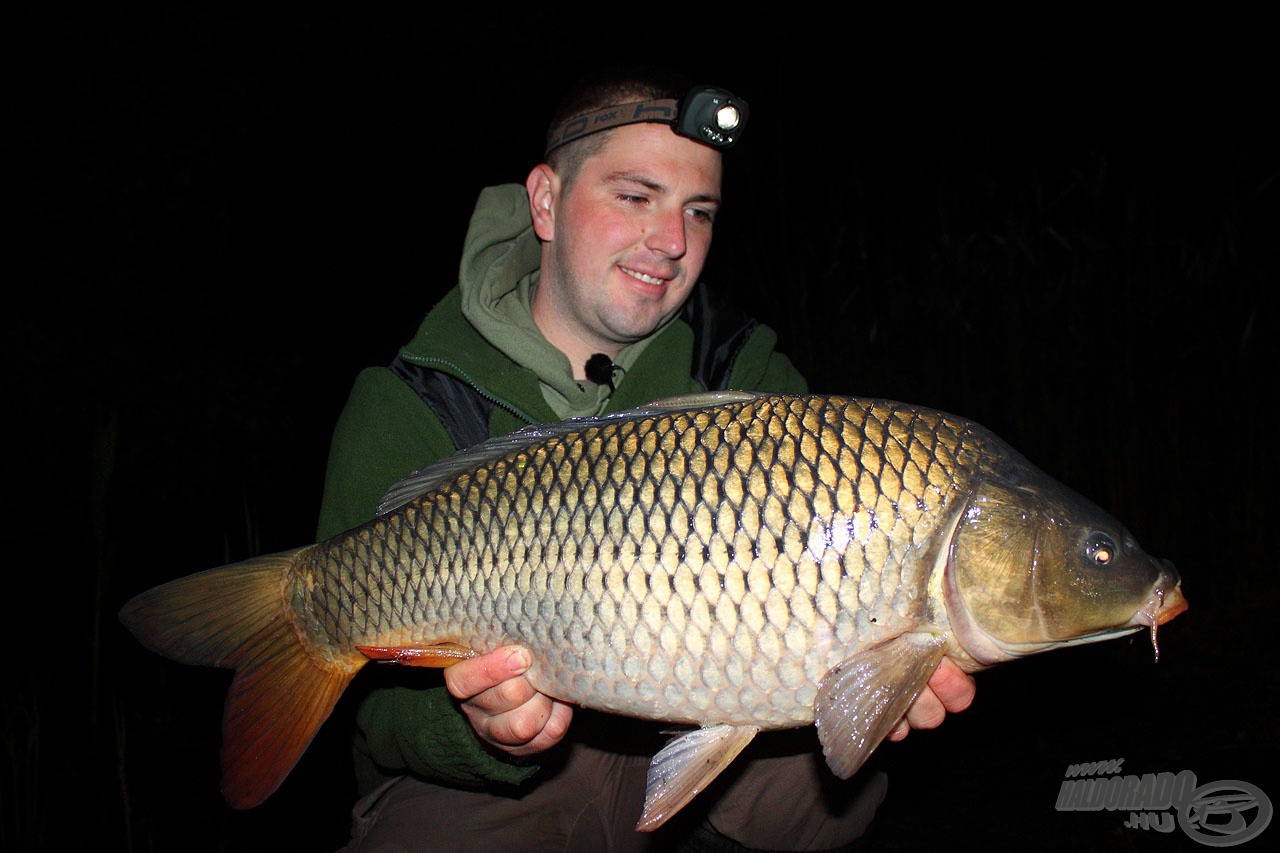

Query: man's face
531;123;723;360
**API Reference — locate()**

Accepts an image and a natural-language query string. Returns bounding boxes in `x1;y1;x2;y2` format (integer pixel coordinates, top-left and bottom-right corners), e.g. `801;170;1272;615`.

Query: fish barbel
119;391;1187;829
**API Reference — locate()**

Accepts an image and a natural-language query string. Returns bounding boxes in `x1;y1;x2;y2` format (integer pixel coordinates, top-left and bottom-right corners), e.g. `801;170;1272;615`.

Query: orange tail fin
119;547;362;808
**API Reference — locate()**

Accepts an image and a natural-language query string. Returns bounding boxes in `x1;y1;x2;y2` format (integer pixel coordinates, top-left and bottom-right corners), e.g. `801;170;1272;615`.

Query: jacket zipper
399;354;537;426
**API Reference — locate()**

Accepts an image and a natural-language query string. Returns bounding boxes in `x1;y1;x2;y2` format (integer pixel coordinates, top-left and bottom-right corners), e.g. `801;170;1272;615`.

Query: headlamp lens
715;104;741;131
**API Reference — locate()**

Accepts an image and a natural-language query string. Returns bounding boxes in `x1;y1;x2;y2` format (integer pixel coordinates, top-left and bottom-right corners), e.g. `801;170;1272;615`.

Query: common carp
119;391;1186;830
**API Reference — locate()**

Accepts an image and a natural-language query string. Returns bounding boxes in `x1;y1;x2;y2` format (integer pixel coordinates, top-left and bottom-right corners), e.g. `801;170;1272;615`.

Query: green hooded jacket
317;184;807;794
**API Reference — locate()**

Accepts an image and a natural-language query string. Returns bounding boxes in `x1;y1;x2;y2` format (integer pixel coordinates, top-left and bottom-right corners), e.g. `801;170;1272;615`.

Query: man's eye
618;194;648;205
687;208;715;224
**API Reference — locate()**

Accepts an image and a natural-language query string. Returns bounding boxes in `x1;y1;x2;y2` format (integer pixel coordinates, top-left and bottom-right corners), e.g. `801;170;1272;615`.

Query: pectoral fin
814;633;947;779
637;724;759;832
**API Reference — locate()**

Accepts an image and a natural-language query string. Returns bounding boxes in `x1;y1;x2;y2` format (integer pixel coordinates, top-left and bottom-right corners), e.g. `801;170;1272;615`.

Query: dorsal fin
376;390;764;516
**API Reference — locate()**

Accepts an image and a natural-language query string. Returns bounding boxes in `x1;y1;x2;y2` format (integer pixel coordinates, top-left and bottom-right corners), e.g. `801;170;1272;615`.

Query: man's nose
644;208;687;258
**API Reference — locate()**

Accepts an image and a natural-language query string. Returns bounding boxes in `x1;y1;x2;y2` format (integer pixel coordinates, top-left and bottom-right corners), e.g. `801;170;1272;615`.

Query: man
322;67;975;851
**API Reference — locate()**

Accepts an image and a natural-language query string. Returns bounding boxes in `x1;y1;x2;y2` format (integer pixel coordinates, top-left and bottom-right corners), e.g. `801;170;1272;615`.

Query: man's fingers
478;696;574;753
888;660;978;742
477;692;553;746
463;692;575;757
462;673;541;717
444;646;530;702
442;645;575;757
902;685;947;732
927;658;976;713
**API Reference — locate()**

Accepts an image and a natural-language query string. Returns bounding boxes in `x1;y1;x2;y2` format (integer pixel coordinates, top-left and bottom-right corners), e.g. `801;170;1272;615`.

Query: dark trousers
340;721;886;852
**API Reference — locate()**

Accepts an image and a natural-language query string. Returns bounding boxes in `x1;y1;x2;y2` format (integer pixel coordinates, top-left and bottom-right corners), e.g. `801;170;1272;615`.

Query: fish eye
1084;532;1118;567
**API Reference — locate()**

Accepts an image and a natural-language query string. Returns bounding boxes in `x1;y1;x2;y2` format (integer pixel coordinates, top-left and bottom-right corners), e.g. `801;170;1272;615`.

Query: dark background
11;5;1275;851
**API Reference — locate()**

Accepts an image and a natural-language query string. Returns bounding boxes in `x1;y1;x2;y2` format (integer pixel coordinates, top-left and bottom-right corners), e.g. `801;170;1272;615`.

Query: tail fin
119;547;362;808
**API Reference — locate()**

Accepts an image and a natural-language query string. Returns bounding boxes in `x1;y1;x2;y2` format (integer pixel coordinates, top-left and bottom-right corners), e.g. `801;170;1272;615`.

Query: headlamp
544;85;750;157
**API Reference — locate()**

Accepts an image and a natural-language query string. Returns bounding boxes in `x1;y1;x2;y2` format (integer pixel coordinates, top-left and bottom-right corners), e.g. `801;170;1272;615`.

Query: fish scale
120;391;1185;823
291;395;981;728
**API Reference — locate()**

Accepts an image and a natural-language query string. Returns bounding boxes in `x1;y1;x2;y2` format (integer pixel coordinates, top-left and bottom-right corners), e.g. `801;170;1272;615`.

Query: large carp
120;392;1186;829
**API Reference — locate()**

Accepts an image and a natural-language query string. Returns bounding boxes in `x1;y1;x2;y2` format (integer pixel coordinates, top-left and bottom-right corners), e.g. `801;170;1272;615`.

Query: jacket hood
456;184;614;414
457;183;541;321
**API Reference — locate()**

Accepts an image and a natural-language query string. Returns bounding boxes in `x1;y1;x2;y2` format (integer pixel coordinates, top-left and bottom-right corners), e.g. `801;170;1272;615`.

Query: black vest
391;285;758;452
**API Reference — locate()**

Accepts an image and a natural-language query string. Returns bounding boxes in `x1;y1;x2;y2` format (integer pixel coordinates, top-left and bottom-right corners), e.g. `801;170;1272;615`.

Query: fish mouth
1127;563;1187;663
1150;584;1188;626
1130;563;1188;629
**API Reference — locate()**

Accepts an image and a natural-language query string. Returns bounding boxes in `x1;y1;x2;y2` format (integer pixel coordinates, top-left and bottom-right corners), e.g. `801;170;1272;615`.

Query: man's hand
446;646;971;755
887;658;976;742
444;646;573;757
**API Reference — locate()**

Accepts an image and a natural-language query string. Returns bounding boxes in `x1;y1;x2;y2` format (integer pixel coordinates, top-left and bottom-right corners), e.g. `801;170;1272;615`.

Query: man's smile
619;265;675;287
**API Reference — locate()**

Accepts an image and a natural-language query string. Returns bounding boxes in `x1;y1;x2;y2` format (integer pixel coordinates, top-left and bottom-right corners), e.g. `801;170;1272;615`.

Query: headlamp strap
545;99;679;156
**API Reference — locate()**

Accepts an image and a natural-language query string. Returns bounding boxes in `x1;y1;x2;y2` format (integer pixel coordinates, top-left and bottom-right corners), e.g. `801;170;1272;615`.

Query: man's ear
526;164;559;241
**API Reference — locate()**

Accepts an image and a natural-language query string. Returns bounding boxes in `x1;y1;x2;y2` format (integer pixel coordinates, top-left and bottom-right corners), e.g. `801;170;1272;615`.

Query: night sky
13;6;1275;851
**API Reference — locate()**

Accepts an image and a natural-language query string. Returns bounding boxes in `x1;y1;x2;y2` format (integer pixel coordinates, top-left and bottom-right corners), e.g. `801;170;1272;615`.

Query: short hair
545;66;692;187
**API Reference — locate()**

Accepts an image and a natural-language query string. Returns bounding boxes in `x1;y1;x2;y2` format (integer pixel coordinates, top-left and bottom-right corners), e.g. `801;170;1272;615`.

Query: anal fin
637;724;759;832
358;643;476;668
815;633;947;779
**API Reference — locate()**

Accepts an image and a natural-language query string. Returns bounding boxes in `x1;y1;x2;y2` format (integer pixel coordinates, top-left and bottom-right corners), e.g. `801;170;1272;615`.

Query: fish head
944;472;1186;666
